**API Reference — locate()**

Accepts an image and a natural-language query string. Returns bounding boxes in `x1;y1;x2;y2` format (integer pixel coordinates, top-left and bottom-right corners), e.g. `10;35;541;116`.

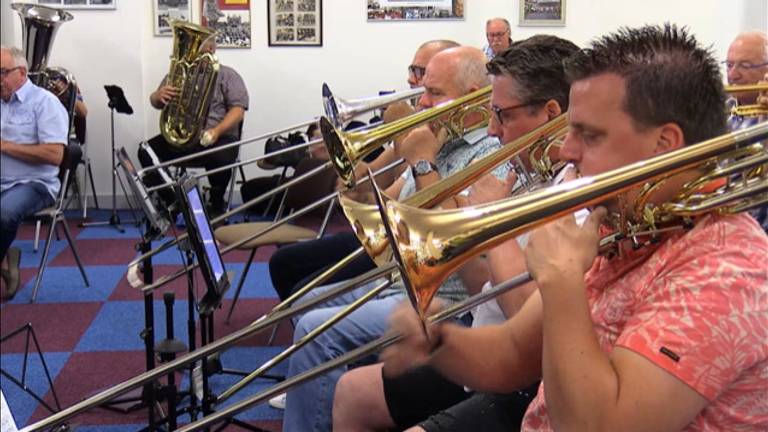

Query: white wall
2;0;766;204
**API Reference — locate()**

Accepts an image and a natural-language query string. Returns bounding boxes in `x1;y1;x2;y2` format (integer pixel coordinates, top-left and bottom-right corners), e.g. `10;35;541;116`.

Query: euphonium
373;122;768;318
160;21;220;147
322;86;492;187
341;114;569;266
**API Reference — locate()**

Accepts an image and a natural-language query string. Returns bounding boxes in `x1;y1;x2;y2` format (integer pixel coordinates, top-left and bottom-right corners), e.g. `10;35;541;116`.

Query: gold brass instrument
373;122;768;318
725;83;768;118
323;83;425;127
342;114;569;266
159;21;220;147
323;86;492;187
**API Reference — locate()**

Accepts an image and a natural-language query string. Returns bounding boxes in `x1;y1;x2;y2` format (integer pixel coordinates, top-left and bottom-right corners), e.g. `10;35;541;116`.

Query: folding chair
29;143;90;303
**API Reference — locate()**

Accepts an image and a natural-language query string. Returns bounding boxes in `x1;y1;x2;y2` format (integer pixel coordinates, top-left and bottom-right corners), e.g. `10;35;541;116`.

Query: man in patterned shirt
281;46;510;432
380;25;768;432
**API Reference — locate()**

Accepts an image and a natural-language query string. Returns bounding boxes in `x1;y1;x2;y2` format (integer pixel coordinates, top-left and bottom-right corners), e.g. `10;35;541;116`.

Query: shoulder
219;65;243;80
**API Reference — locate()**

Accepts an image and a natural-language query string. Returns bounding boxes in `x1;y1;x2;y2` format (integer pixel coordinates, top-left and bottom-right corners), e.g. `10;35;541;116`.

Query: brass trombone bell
376;122;768;317
322;86;492;188
340;115;570;267
323;83;425;127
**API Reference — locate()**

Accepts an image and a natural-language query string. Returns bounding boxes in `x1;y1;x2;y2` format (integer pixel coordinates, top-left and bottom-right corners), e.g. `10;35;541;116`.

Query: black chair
29;143;90;303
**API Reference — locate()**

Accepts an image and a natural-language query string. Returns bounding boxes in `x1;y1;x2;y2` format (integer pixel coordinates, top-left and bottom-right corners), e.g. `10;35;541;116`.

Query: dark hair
563;24;727;145
486;35;580;113
306;122;320;138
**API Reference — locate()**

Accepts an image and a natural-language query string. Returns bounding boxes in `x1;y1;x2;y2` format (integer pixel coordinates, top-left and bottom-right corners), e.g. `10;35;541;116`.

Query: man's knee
294;308;333;341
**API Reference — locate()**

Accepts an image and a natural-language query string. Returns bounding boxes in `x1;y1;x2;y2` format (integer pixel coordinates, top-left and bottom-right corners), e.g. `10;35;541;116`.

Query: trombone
374;122;768;317
725;83;768;118
167;121;768;432
323;83;425;127
20;110;571;432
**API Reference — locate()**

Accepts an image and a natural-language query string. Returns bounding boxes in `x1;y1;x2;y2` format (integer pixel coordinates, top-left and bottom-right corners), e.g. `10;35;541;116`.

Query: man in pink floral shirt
379;24;768;432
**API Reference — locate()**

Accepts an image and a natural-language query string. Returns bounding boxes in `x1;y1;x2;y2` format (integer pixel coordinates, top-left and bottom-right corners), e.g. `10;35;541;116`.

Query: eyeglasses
490;101;543;125
0;66;21;78
721;60;768;71
486;31;509;39
408;64;426;81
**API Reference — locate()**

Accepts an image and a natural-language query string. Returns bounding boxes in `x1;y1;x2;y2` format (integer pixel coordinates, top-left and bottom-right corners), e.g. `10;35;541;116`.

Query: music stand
81;85;137;232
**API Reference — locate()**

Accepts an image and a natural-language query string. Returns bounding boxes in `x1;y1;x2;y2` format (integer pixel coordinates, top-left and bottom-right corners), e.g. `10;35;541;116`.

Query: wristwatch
412;159;438;177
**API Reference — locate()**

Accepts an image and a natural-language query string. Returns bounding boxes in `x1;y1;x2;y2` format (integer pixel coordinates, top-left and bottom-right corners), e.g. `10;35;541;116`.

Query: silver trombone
323;83;424;127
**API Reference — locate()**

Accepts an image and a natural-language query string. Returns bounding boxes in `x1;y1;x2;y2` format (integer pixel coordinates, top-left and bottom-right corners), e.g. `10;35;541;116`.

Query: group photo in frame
37;0;115;9
268;0;323;47
367;0;464;21
201;0;252;49
153;0;192;36
519;0;566;27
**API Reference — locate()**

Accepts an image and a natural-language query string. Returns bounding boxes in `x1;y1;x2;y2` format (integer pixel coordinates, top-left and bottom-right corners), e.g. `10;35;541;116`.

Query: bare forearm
1;141;64;166
457;257;491;296
540;276;617;431
211;107;245;137
429;324;539;392
149;90;164;109
74;100;88;118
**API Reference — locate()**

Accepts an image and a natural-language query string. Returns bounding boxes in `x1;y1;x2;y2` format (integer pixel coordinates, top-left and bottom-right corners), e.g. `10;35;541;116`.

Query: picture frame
201;0;252;49
367;0;464;21
519;0;566;27
153;0;192;37
268;0;323;47
37;0;116;9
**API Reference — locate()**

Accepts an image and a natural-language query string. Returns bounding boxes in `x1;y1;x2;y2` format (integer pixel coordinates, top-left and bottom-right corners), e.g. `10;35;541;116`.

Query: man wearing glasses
483;17;513;60
725;31;768;105
0;46;68;300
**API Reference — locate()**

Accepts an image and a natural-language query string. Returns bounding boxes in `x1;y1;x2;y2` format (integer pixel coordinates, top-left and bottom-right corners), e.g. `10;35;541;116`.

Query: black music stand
81;85;137;232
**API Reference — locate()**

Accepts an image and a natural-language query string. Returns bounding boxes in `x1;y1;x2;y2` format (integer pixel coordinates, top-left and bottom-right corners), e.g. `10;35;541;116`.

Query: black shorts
383;365;471;430
419;386;540;432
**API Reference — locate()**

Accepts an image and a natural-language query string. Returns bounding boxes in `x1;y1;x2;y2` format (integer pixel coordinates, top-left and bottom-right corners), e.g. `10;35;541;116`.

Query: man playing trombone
281;46;509;432
332;34;580;431
376;25;768;432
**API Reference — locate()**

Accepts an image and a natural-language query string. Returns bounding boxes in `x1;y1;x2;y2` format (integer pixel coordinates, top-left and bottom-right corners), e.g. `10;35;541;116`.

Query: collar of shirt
12;79;33;104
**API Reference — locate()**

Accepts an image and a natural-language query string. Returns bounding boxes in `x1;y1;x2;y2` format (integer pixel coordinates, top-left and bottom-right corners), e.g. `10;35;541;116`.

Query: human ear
544;100;562;118
654;122;685;154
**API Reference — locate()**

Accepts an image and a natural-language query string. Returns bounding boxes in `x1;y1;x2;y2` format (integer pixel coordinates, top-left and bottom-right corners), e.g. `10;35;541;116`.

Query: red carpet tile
50;238;141;266
29;351;154;425
0;302;102;353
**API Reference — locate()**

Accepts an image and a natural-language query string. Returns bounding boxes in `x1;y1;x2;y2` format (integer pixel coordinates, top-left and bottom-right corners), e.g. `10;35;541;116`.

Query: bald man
726;31;768;105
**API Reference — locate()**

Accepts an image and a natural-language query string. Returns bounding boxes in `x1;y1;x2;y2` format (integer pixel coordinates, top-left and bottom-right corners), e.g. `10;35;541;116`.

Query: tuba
11;3;77;122
159;21;220;147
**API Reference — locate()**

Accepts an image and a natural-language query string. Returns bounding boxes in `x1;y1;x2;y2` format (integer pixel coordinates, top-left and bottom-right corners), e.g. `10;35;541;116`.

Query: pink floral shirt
522;214;768;431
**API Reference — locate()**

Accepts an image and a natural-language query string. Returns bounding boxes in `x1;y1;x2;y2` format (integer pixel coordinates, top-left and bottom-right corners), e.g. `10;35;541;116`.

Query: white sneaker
268;393;286;410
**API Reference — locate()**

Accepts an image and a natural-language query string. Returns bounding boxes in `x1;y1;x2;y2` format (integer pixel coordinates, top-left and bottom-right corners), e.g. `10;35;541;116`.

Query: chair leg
60;215;89;287
31;218;58;303
34;221;41;252
225;248;257;324
225;166;238;213
87;160;99;210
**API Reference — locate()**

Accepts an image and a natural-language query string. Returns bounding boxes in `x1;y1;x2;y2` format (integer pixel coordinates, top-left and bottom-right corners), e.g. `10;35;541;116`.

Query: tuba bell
11;3;78;121
159;21;220;147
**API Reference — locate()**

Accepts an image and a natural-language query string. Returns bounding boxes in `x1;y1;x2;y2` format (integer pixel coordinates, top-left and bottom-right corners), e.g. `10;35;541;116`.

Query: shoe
268;393;286;410
1;247;21;300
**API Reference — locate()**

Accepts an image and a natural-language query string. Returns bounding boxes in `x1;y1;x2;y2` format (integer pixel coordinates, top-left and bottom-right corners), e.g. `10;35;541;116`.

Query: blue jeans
0;182;54;261
282;278;406;432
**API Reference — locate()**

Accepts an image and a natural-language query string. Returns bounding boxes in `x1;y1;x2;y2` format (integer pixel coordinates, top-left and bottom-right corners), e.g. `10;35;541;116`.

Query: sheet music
1;390;19;432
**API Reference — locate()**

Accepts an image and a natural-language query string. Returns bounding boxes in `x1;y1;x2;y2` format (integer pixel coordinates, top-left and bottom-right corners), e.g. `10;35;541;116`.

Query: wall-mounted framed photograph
37;0;116;9
367;0;464;21
268;0;323;47
519;0;566;27
153;0;192;37
201;0;252;49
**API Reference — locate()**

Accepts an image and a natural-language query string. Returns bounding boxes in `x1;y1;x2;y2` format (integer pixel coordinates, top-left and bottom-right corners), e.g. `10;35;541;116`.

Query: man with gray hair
483;17;512;59
281;46;508;432
725;31;768;105
0;46;68;299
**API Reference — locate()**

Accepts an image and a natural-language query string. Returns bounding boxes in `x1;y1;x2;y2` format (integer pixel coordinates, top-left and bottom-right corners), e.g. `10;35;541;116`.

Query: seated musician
332;34;580;432
376;25;767;432
139;39;248;216
280;46;510;432
267;39;459;302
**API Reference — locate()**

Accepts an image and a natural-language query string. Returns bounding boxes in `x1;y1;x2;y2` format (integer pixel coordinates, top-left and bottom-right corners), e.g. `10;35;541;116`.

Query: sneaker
268;393;286;410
